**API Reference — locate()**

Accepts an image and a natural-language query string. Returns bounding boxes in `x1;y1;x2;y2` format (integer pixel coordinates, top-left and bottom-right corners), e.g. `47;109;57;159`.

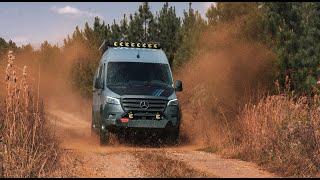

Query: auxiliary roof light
111;41;160;49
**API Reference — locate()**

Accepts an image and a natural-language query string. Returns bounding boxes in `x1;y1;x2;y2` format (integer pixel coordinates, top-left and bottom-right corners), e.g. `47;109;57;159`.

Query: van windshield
106;62;173;87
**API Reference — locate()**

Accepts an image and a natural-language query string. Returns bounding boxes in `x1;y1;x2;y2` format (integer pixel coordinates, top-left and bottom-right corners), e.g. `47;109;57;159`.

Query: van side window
98;65;103;78
97;64;104;87
101;63;105;86
93;68;99;86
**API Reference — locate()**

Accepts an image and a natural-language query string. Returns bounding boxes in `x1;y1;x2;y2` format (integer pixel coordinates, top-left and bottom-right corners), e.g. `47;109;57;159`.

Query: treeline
67;2;206;97
0;38;33;57
264;3;320;95
64;2;203;68
1;2;320;97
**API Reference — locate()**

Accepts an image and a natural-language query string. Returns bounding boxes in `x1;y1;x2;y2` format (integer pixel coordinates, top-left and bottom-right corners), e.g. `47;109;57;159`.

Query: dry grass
234;91;320;177
229;78;320;177
0;50;60;177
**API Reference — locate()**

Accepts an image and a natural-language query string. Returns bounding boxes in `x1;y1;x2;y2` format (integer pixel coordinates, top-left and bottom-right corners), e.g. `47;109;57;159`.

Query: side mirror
174;80;183;92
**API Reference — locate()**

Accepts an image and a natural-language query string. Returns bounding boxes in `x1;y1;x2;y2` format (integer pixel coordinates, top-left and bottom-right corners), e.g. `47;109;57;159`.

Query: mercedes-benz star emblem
140;101;149;109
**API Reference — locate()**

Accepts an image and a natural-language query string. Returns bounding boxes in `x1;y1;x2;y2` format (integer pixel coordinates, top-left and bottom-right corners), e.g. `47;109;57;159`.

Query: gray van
91;41;183;145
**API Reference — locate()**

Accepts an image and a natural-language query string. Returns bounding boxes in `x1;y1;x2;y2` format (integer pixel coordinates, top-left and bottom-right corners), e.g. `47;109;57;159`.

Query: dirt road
48;108;276;178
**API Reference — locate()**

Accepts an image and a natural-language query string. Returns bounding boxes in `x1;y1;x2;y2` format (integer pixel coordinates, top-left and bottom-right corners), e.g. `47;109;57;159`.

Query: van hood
107;84;174;97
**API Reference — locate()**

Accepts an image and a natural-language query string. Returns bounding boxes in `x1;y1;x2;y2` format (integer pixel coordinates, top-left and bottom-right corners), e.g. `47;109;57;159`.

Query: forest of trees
1;2;320;97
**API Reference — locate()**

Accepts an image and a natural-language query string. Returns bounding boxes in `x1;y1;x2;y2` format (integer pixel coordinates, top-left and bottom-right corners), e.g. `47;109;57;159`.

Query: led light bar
110;41;160;49
99;40;161;53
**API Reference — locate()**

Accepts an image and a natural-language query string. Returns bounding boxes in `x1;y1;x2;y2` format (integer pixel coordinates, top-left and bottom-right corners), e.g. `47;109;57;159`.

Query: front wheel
99;128;110;145
165;128;180;145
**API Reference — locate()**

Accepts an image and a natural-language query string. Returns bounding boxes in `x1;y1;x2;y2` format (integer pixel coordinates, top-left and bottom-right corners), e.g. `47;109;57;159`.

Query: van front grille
121;98;168;120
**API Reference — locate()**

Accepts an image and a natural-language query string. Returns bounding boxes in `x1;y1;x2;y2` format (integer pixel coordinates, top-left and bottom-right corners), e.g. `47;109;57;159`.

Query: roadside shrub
0;50;60;177
236;87;320;177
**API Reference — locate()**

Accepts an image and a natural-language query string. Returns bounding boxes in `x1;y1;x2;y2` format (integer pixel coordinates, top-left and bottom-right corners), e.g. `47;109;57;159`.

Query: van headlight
105;96;120;105
167;99;178;106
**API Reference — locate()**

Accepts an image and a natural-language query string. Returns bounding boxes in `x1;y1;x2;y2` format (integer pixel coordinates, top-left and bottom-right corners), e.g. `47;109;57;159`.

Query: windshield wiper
108;80;170;87
107;82;127;86
145;80;171;87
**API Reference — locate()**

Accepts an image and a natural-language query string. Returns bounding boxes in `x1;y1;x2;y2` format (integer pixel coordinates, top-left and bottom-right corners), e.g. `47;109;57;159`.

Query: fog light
128;112;133;119
120;118;129;123
108;114;115;119
101;125;105;130
155;113;161;120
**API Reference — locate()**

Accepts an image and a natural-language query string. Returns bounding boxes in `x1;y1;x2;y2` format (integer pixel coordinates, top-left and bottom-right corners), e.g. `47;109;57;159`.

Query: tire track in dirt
165;150;277;178
47;108;276;178
133;149;210;177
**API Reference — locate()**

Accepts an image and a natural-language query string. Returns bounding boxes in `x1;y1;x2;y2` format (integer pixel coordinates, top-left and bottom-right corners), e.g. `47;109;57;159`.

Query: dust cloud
19;43;91;117
0;18;275;149
39;43;94;148
175;19;275;147
0;42;95;148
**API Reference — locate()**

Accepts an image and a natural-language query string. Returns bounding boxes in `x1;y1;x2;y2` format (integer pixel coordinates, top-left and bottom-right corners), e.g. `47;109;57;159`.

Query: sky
0;2;215;49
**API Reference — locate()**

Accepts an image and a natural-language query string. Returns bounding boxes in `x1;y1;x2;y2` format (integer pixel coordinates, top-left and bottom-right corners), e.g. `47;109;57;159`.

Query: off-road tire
91;127;97;138
99;128;110;145
91;116;97;138
165;128;180;145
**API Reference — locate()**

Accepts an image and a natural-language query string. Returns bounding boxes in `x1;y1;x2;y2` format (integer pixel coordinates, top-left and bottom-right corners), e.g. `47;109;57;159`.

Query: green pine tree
158;2;181;65
174;2;206;68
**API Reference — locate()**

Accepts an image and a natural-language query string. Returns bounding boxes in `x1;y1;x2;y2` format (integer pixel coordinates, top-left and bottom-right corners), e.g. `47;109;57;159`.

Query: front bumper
105;118;178;129
102;103;180;129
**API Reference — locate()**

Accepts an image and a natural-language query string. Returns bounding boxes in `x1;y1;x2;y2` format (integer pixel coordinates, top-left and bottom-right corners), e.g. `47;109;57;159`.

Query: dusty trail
47;107;276;178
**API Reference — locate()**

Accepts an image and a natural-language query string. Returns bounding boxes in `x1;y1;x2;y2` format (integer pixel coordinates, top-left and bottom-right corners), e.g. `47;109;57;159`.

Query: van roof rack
99;40;161;53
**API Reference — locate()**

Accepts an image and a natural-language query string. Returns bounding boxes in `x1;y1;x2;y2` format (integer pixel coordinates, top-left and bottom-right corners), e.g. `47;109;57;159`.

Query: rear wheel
91;127;97;138
91;121;98;138
91;114;97;137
